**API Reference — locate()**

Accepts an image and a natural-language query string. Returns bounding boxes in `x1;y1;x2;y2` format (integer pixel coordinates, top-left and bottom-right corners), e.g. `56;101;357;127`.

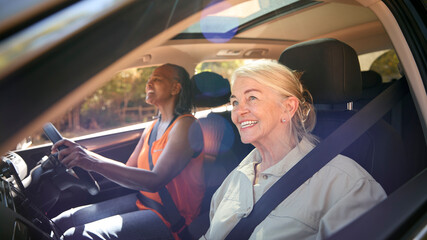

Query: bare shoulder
172;115;197;130
170;115;203;144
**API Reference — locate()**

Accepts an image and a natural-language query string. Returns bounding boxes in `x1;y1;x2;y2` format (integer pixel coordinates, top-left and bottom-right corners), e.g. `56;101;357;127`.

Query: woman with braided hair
201;60;386;240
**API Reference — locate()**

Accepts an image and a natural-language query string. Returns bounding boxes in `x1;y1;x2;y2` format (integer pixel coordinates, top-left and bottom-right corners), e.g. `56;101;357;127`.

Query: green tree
80;67;155;130
370;50;401;83
195;60;246;80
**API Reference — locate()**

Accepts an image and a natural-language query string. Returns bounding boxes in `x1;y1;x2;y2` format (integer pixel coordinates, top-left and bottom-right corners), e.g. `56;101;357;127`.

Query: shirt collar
237;138;315;177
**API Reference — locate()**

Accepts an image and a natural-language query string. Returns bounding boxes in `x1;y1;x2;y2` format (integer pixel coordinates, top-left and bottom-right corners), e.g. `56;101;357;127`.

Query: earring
281;119;286;123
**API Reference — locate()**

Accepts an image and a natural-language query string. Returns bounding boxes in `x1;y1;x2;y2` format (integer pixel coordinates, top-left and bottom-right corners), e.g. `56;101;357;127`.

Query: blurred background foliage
370;50;401;83
29;61;246;147
30;67;156;146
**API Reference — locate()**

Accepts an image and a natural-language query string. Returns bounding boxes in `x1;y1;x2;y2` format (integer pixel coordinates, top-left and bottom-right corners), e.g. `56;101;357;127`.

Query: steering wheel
42;123;100;195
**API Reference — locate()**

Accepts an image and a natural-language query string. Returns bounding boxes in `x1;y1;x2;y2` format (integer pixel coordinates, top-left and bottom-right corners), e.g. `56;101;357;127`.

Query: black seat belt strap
137;115;186;233
225;79;408;239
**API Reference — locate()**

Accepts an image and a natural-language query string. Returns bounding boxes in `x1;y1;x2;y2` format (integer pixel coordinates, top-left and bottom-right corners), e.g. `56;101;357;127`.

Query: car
0;0;425;239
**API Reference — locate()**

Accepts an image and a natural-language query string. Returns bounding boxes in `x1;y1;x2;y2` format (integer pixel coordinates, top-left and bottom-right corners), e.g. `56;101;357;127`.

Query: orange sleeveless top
136;114;205;237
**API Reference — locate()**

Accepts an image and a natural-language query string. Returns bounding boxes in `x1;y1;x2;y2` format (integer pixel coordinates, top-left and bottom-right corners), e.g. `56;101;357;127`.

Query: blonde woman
202;60;386;240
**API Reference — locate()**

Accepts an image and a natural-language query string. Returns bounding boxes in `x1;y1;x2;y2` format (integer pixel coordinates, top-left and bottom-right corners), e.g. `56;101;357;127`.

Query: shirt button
263;175;268;180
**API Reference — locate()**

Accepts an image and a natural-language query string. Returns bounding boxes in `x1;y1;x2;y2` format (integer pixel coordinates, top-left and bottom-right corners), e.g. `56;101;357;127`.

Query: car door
327;0;427;239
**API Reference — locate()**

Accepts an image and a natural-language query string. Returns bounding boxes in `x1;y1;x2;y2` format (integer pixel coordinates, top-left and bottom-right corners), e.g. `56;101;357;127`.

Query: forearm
87;151;163;192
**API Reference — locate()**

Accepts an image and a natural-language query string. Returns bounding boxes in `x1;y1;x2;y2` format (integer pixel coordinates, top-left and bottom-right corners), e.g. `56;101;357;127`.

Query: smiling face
230;77;287;146
145;65;180;107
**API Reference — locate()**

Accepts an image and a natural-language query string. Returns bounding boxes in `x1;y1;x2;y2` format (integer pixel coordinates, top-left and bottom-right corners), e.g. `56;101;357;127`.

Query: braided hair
161;63;194;115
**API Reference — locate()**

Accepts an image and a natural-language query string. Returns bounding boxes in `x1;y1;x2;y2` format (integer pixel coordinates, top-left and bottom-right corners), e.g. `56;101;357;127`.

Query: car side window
22;66;157;149
358;49;402;83
194;60;255;114
195;60;254;80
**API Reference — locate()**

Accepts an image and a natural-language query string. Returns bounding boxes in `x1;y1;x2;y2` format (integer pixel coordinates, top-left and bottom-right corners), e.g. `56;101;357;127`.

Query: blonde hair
231;59;317;145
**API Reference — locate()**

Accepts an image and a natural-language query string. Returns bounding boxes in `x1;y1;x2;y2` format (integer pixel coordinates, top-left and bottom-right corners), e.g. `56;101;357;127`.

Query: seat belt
225;79;408;240
136;115;187;234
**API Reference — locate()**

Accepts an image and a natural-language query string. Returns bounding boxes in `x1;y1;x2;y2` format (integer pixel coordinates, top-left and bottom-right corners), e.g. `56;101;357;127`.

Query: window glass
23;66;156;149
24;60;252;149
182;0;301;34
358;49;402;83
195;59;255;80
358;50;388;72
369;50;402;83
193;60;256;116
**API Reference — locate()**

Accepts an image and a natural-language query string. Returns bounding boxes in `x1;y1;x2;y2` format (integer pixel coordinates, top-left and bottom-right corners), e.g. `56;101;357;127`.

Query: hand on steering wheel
43;123;99;195
52;139;93;170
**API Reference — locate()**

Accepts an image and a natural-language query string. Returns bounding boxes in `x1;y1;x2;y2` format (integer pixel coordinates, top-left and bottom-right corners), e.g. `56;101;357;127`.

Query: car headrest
361;70;382;89
192;72;231;108
279;38;362;104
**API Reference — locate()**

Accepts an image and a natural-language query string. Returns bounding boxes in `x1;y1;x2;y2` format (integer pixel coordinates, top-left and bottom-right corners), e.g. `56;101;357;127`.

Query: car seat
354;70;393;118
191;71;254;209
279;38;410;194
187;71;254;238
357;72;426;179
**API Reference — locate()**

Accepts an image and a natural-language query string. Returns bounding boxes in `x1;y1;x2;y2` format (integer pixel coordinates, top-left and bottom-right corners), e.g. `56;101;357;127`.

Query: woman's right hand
52;139;99;171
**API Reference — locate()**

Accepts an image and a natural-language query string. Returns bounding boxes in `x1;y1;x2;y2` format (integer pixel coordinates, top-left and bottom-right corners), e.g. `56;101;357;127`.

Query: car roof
123;0;392;70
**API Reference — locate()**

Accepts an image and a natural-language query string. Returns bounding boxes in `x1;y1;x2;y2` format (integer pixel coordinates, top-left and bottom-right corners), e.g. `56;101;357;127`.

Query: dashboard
2;152;28;181
0;152;58;240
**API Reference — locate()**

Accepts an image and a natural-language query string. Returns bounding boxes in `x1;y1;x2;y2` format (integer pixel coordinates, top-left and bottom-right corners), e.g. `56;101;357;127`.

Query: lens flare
200;1;239;43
